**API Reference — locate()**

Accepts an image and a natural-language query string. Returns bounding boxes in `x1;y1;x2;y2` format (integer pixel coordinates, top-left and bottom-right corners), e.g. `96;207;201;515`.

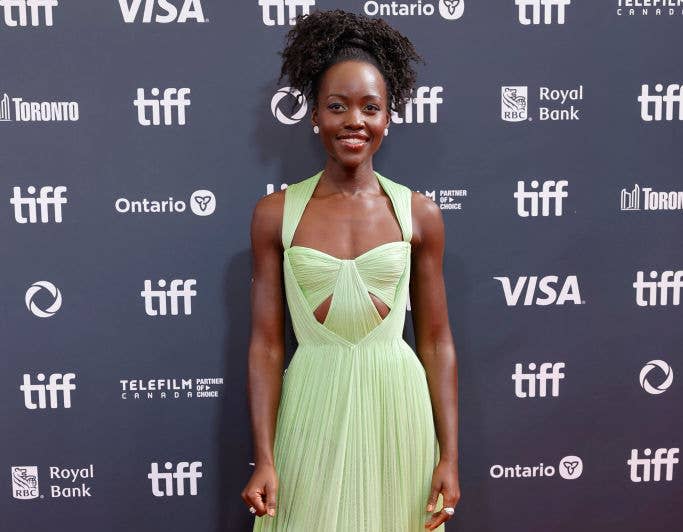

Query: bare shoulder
410;190;444;248
251;189;286;248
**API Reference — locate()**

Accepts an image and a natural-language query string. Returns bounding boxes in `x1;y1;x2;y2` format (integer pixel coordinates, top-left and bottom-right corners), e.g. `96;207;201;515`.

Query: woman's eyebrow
326;93;382;99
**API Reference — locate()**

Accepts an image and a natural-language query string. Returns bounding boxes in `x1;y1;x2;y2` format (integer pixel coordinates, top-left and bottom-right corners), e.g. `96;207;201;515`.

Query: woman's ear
311;105;318;127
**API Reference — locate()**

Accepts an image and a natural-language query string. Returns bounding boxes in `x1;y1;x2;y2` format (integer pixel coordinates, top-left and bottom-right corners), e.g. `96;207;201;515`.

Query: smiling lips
337;134;369;150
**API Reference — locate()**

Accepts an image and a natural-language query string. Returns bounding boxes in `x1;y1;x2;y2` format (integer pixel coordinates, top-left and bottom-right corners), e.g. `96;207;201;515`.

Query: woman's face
311;60;391;170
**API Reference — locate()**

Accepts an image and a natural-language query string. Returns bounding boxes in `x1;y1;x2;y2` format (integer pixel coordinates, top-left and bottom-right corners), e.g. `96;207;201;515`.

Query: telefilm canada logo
115;189;215;216
515;0;571;25
0;93;78;122
490;455;583;480
416;187;468;212
617;0;683;17
258;0;314;26
363;0;465;20
120;377;224;399
501;85;584;122
271;85;444;125
11;465;95;500
0;0;58;27
620;184;683;211
118;0;206;23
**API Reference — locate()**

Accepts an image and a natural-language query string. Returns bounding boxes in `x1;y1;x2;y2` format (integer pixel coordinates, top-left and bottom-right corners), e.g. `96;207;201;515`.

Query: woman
242;9;460;531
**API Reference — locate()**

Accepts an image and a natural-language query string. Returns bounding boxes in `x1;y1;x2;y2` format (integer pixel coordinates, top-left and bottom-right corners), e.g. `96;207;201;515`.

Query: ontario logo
364;0;465;20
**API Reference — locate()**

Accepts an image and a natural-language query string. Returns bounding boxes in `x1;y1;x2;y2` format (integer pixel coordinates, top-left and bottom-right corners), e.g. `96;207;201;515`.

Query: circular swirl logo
639;360;673;395
271;87;307;125
25;281;62;318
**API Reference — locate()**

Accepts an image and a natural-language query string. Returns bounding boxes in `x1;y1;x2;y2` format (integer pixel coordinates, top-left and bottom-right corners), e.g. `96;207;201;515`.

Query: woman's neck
320;159;379;197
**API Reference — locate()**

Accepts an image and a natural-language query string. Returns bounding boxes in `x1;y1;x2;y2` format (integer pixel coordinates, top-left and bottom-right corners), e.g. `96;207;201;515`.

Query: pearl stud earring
313;125;319;134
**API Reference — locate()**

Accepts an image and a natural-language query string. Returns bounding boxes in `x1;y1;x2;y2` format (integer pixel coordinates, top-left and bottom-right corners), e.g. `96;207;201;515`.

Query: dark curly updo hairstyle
278;9;424;116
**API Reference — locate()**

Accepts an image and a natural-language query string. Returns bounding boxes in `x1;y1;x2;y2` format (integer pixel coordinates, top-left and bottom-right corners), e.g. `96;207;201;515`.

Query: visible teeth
341;138;366;144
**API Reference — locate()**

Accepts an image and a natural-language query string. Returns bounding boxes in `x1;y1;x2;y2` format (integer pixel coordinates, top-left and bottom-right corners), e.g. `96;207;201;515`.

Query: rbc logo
494;275;582;306
515;0;571;25
148;461;202;496
512;362;565;397
10;185;67;223
134;88;191;126
141;279;197;316
0;0;58;27
515;180;568;217
501;86;528;122
118;0;205;23
11;466;39;499
638;84;683;122
258;0;315;26
628;448;679;482
20;372;76;409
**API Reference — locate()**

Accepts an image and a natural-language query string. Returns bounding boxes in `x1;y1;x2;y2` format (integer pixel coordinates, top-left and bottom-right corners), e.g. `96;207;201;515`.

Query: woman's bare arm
247;191;287;468
409;191;460;529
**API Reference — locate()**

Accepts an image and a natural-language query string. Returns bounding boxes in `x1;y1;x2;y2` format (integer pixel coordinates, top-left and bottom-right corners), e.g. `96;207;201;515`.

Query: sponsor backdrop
1;1;682;531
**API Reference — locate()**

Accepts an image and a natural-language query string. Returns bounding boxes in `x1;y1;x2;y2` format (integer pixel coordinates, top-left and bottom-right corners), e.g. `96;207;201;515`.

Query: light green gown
253;170;443;531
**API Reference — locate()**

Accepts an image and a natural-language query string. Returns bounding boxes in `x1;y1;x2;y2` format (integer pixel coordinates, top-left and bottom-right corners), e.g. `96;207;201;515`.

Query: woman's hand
241;464;279;518
424;459;460;530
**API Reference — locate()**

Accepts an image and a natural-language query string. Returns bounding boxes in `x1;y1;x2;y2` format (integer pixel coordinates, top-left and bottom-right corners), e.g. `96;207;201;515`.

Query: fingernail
426;503;434;512
268;509;275;517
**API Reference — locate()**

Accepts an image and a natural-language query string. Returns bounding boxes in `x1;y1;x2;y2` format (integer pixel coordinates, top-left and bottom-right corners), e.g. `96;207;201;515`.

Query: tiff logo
118;0;205;23
141;279;197;316
134;88;191;126
391;86;444;124
512;362;565;397
0;0;58;27
20;372;76;409
628;448;679;482
148;461;202;496
494;275;582;306
515;180;568;217
10;185;67;223
633;270;683;307
258;0;314;26
638;84;683;122
515;0;571;25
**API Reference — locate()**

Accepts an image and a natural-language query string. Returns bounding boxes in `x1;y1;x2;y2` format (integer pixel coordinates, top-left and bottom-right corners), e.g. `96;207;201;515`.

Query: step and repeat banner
1;1;681;531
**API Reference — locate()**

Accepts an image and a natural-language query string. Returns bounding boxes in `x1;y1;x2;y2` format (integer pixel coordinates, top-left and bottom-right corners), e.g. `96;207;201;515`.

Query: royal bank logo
0;0;58;27
494;275;583;306
633;270;682;307
515;0;571;25
115;189;215;216
120;377;224;400
639;360;673;395
490;455;583;479
639;83;683;122
148;461;202;496
628;448;679;482
620;184;683;212
502;85;583;122
11;466;39;499
515;180;568;216
20;372;76;409
258;0;314;26
134;88;191;126
25;280;62;317
617;0;683;17
119;0;206;23
271;87;307;125
364;0;465;20
141;279;197;316
0;92;78;122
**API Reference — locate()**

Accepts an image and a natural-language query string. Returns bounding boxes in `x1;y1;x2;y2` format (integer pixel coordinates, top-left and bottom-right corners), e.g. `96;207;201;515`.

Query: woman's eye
366;105;380;111
328;103;344;111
